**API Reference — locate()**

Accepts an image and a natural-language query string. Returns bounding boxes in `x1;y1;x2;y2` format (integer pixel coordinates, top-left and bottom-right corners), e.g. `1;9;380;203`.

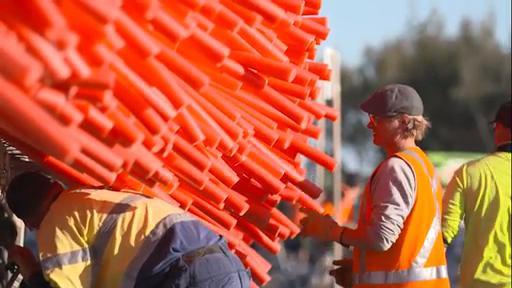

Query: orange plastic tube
74;0;119;24
294;178;322;199
307;100;339;121
74;128;124;172
0;76;79;164
249;85;309;129
210;26;258;55
219;58;245;79
16;24;71;81
72;100;114;138
63;48;91;79
0;129;99;187
297;189;324;213
181;0;208;10
104;106;145;146
174;106;206;145
219;0;262;27
114;11;160;58
176;81;238;151
68;67;116;89
157;45;209;91
232;153;285;194
284;47;307;65
15;0;67;32
299;18;329;41
176;27;229;64
187;192;235;230
185;83;244;144
305;0;322;10
179;110;222;151
152;8;190;44
271;0;304;14
270;207;300;237
0;28;44;88
306;61;331;80
246;147;285;180
237;23;288;62
188;11;215;32
231;51;296;82
278;24;315;51
302;6;319;16
241;200;271;228
232;176;269;203
162;151;208;189
302;122;322;139
223;189;250;216
296;99;326;120
234;0;289;26
289;134;336;171
169;187;194;210
73;152;117;185
174;136;212;171
122;0;159;20
208;157;240;188
236;218;280;254
267;76;310;100
202;2;242;32
249;138;304;183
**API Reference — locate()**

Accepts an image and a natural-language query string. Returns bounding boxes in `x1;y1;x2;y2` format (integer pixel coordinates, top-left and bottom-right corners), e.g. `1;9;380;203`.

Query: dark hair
493;100;511;128
5;171;54;220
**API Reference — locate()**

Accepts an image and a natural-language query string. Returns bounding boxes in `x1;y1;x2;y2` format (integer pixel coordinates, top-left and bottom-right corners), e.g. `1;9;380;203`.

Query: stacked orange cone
0;0;335;286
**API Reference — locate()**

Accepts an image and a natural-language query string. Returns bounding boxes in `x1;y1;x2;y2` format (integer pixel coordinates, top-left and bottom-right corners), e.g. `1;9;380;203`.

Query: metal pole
323;48;342;287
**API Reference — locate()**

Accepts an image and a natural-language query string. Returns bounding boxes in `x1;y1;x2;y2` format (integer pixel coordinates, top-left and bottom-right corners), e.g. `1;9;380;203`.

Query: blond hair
399;115;431;141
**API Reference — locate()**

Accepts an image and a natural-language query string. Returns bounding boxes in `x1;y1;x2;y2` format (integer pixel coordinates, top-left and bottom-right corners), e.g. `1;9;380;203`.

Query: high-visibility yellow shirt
442;151;511;288
36;188;220;288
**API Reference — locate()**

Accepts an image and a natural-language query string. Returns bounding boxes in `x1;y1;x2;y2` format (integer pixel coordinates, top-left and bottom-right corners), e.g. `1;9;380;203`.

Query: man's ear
400;115;413;129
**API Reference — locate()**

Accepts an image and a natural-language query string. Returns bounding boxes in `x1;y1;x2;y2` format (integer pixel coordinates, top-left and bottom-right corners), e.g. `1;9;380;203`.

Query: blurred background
264;0;511;287
0;1;510;287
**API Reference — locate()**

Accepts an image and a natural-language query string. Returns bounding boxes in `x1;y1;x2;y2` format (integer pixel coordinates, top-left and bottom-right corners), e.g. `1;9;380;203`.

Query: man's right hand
329;258;353;288
300;208;344;242
8;245;41;278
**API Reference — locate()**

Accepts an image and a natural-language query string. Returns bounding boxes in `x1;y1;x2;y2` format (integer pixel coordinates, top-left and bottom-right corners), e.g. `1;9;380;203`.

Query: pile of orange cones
0;0;336;286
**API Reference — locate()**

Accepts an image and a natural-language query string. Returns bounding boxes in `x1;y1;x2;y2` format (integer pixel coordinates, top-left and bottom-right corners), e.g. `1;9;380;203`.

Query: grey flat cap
360;84;424;116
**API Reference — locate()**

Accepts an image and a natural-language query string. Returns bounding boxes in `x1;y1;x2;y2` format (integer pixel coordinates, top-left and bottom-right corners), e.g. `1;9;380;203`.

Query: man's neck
496;142;512;152
385;138;417;156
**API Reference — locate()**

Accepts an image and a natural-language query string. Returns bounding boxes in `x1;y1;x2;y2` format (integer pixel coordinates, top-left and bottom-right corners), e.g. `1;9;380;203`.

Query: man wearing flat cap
442;100;511;288
301;84;450;287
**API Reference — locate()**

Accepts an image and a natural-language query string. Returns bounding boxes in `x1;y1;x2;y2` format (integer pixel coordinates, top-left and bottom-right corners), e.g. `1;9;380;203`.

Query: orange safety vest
353;147;449;288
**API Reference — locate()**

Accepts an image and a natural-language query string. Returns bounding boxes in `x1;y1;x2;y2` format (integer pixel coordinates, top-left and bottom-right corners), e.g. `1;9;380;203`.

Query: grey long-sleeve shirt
343;157;416;251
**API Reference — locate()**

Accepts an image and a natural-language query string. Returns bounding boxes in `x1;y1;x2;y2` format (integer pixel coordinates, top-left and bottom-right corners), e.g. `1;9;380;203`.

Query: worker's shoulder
380;156;412;172
463;152;508;170
59;188;144;204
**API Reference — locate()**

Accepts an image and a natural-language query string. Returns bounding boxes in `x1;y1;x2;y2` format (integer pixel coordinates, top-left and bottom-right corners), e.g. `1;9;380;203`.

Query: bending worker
301;84;449;287
442;100;511;288
5;171;250;288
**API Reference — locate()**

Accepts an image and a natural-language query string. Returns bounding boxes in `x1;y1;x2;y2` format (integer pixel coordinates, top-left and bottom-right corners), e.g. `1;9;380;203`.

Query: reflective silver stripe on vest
402;149;441;268
353;265;448;285
354;149;447;284
40;194;145;278
41;247;91;271
121;212;197;287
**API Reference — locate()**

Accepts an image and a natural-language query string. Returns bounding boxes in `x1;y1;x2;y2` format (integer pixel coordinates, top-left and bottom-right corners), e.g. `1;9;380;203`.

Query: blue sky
320;0;511;67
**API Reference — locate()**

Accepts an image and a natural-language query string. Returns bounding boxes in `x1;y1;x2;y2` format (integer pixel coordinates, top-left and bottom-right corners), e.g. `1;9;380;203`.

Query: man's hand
8;245;41;278
300;208;343;242
329;259;353;288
